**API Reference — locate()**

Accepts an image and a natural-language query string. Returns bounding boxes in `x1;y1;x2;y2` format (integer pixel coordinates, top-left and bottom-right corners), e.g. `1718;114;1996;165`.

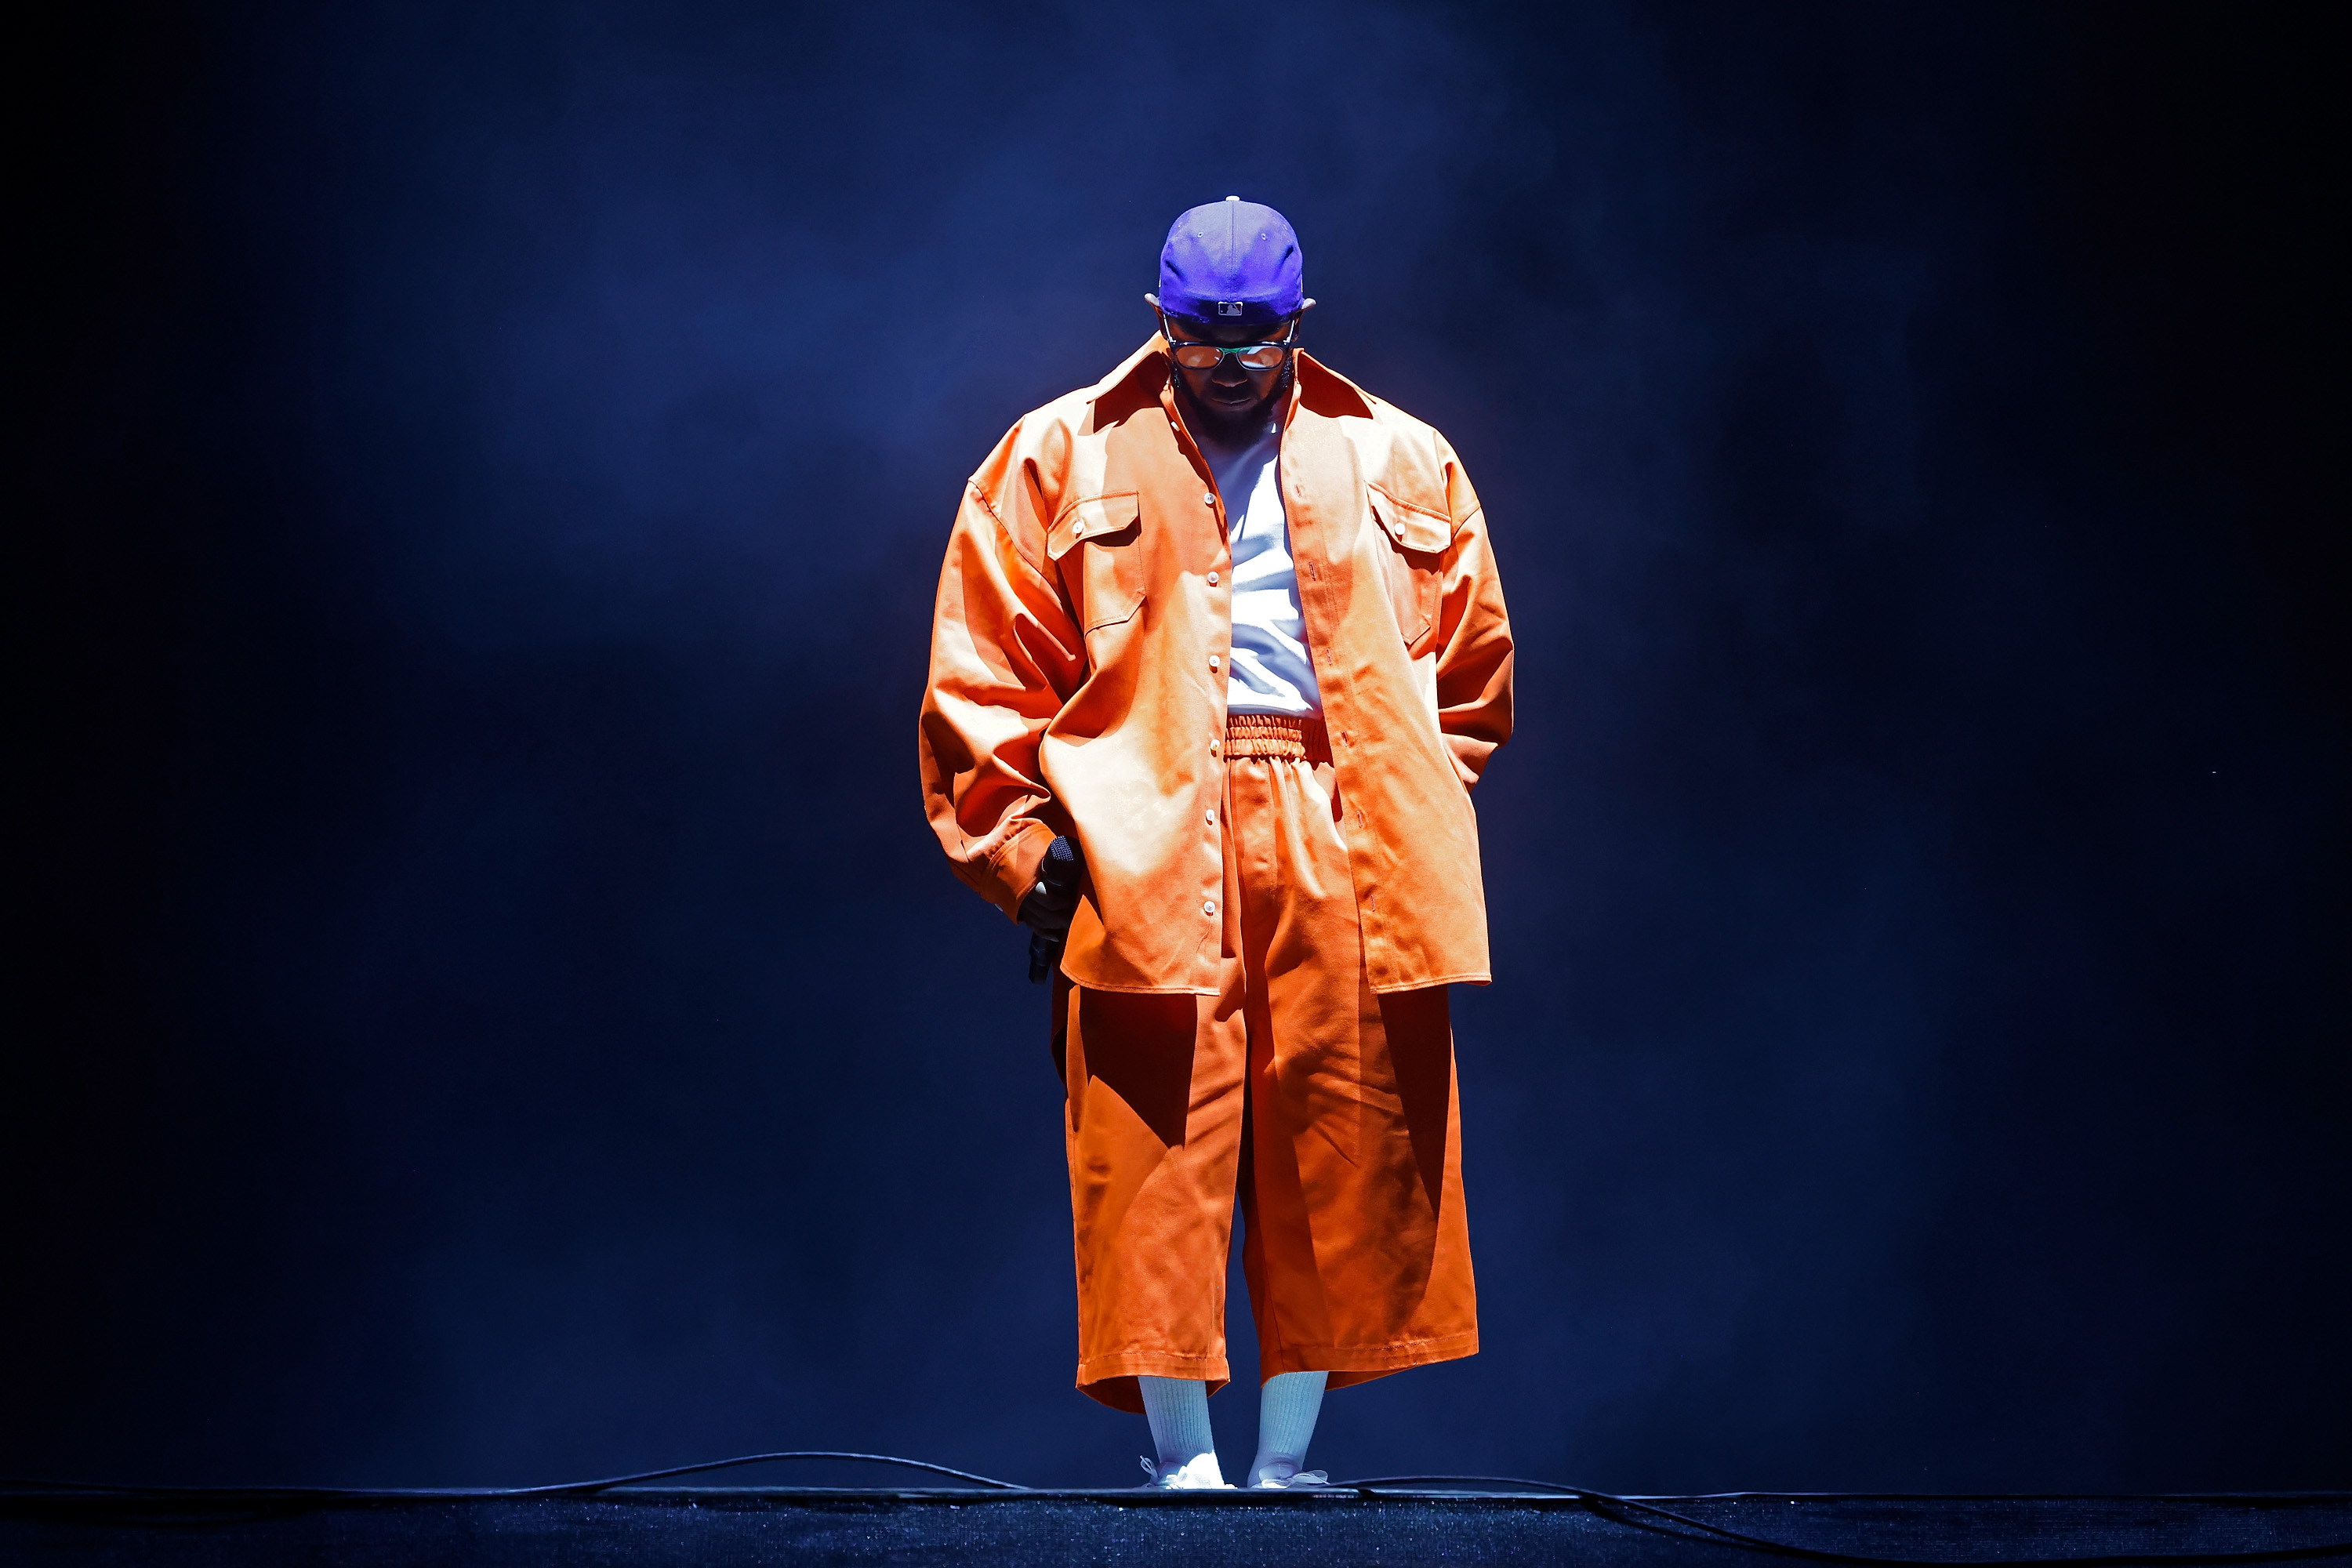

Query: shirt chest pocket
1047;492;1148;635
1368;489;1450;655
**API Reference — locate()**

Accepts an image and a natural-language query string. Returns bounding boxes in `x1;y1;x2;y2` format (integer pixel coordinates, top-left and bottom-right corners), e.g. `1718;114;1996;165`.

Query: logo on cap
1217;301;1243;316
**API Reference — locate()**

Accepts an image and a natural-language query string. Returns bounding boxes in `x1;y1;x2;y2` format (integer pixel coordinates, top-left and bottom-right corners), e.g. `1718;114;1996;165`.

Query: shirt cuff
989;822;1061;922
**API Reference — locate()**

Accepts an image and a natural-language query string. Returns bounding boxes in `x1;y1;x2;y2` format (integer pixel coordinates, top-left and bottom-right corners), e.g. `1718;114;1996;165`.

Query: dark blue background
15;2;2343;1492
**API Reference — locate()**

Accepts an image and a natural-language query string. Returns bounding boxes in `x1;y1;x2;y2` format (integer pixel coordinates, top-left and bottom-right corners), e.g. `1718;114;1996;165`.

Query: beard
1180;363;1290;443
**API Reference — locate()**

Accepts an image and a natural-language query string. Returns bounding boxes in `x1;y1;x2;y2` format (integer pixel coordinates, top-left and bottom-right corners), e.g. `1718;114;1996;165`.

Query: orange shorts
1051;713;1478;1413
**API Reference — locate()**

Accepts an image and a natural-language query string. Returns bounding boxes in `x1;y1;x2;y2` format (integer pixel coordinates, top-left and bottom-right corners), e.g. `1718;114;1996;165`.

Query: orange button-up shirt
919;336;1514;995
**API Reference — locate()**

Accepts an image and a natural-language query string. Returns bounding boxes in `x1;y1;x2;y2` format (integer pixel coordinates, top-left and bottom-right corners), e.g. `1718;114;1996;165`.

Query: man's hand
1019;835;1085;983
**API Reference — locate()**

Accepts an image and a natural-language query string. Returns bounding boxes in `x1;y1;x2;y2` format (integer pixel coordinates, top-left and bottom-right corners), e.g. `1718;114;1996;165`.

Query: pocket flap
1047;492;1142;561
1368;488;1454;554
1084;590;1146;633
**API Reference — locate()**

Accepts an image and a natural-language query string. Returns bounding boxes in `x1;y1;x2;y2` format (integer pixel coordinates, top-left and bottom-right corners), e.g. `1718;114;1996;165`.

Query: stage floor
5;1487;2350;1566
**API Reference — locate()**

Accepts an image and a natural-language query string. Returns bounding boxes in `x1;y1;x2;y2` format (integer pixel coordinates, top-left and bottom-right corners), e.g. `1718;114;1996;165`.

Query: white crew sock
1249;1370;1328;1485
1138;1376;1221;1481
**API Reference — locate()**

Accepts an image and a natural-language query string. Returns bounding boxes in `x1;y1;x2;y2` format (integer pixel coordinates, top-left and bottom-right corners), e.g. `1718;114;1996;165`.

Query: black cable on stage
5;1455;2348;1566
0;1451;1024;1498
1333;1476;2352;1567
504;1450;1028;1494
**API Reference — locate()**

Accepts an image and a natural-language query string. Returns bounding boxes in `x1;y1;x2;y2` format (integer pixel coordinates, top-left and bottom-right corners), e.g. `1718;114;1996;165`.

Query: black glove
1018;834;1085;984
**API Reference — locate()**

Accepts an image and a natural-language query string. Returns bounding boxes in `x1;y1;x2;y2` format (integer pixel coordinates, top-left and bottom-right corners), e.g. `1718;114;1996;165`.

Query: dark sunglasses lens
1236;344;1288;370
1171;343;1224;369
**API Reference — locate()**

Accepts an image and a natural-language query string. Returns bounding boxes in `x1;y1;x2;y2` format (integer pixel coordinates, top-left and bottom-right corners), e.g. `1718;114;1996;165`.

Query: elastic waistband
1223;712;1332;763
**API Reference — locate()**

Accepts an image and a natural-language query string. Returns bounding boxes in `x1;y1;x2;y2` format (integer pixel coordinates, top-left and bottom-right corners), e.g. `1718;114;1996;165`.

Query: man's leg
1058;982;1246;1410
1234;752;1479;1391
1247;1370;1328;1486
1138;1375;1225;1487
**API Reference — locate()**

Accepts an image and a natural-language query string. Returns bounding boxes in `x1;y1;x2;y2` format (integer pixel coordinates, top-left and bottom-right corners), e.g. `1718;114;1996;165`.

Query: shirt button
1207;572;1219;586
1202;492;1217;506
1203;900;1217;916
1208;655;1221;671
1205;809;1216;825
1208;739;1219;756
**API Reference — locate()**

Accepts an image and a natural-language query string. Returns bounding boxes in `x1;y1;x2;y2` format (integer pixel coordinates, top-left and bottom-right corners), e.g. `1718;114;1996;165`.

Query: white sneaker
1139;1454;1235;1490
1250;1469;1330;1490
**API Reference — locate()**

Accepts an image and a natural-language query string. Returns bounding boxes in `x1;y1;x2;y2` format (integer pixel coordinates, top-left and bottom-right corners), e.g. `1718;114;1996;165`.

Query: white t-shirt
1200;423;1323;716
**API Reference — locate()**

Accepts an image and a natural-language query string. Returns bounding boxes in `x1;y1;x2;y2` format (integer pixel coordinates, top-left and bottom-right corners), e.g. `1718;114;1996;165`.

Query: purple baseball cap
1155;196;1304;327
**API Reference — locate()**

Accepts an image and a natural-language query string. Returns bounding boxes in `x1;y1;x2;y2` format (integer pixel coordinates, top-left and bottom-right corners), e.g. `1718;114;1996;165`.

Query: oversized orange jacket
919;336;1514;995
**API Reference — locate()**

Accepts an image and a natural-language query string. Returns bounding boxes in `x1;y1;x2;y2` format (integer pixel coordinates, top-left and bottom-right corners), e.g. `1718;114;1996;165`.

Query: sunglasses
1160;314;1299;372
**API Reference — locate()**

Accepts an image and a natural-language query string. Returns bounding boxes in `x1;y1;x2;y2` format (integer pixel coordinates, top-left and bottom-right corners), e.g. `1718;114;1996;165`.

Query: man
919;198;1512;1488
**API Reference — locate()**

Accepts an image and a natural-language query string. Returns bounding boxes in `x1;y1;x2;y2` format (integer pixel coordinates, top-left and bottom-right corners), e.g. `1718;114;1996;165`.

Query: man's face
1163;311;1300;434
